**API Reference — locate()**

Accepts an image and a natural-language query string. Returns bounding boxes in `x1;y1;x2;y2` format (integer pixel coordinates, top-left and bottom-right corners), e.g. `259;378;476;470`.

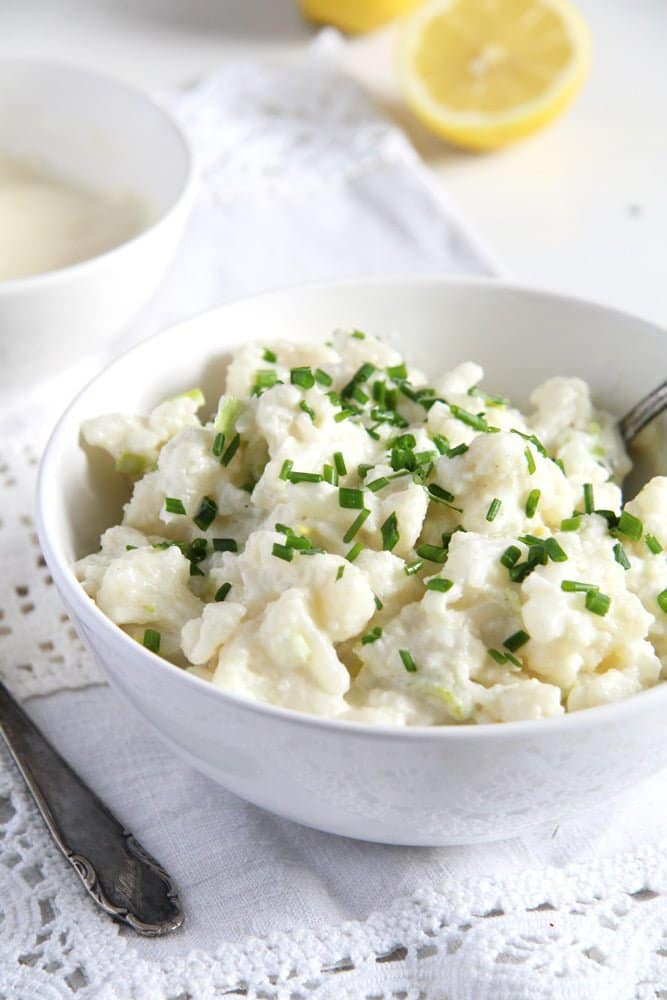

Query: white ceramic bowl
36;278;667;846
0;60;193;397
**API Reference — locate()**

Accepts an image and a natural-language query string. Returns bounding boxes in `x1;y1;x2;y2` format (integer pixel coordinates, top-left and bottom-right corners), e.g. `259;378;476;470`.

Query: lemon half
298;0;425;34
398;0;591;150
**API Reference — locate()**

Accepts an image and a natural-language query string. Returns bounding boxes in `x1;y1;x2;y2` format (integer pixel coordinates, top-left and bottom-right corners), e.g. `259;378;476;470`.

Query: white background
2;0;666;327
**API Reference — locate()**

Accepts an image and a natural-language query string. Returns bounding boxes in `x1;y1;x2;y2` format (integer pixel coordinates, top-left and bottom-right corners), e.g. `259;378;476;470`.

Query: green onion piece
143;629;161;653
352;385;369;405
447;443;469;458
618;510;643;540
221;433;241;466
290;366;315;389
253;369;278;392
487;648;508;665
525;489;541;518
289;471;323;484
279;459;293;481
336;565;345;581
657;589;667;614
314;368;332;386
327;390;342;406
646;534;663;554
524;447;536;475
500;545;521;568
272;543;293;562
358;463;374;480
585;590;611;616
165;497;186;515
426;578;454;592
509;559;542;583
368;476;390;493
322;464;338;486
561;580;598;593
486;498;502;522
544;537;568;562
583;483;595;514
373;380;386;406
561;515;582;532
339;487;364;509
510;429;547;456
214;583;232;602
334;409;356;423
613;541;631;569
333;452;347;476
343;508;370;544
263;348;277;363
449;404;496;433
504;630;530;652
399;648;417;672
214;396;242;437
404;559;424;576
432;434;449;454
345;542;364;563
386;362;408;380
428;483;455;503
193;496;218;531
213;538;237;553
351;330;366;340
415;543;447;563
380;512;399;551
299;400;316;422
212;432;225;457
594;509;619;529
361;626;383;645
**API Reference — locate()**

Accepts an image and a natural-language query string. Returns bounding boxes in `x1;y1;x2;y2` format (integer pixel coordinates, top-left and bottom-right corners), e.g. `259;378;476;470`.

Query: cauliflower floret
181;601;246;665
75;525;150;596
625;477;667;550
478;678;564;722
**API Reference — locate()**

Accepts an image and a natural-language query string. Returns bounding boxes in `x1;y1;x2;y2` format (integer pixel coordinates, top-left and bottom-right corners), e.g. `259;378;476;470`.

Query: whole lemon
298;0;425;34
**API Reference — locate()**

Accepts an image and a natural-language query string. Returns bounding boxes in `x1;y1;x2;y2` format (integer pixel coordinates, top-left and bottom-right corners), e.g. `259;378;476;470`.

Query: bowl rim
0;57;195;295
36;274;667;742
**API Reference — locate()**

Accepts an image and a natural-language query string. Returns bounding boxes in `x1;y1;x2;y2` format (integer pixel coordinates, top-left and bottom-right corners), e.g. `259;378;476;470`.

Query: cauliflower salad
75;330;667;725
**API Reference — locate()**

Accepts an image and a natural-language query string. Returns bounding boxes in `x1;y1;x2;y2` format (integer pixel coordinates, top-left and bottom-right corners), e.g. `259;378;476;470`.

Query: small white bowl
0;60;194;397
36;278;667;846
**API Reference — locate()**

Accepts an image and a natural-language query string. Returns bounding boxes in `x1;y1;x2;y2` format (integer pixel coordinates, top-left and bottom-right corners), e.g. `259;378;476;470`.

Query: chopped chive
657;589;667;614
399;648;417;672
554;458;566;475
487;648;508;665
525;489;541;518
594;509;619;529
365;425;381;441
380;512;399;551
415;543;447;563
544;538;568;562
432;434;449;455
585;590;611;616
289;471;323;484
387;362;408;380
193;496;218;531
561;515;582;532
468;386;509;407
272;543;293;562
646;534;663;555
510;429;547;457
322;464;338;486
500;545;521;568
509;558;542;583
583;483;595;515
428;483;455;503
351;330;366;340
290;366;315;389
213;538;237;552
334;409;356;423
561;580;598;593
299;400;316;422
367;476;390;493
613;542;631;569
447;443;469;458
426;577;454;592
165;497;186;515
618;510;643;540
327;390;342;406
486;498;502;522
448;404;496;433
190;563;205;577
358;463;374;480
279;459;293;481
214;396;242;437
504;630;530;652
343;508;370;544
125;544;138;551
221;432;241;466
214;582;232;602
336;565;345;581
372;380;386;406
339;487;364;509
212;432;225;457
361;626;383;645
517;534;543;546
346;542;364;563
373;593;383;610
524;448;536;475
352;385;369;405
314;368;332;386
404;559;424;576
333;452;347;476
143;629;161;653
253;369;279;392
263;348;277;363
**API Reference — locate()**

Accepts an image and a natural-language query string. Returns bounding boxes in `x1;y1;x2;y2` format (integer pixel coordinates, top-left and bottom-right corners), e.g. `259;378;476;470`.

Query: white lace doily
1;47;665;1000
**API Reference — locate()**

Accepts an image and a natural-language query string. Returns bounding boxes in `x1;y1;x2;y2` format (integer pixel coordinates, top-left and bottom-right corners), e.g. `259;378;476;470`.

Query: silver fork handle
618;379;667;445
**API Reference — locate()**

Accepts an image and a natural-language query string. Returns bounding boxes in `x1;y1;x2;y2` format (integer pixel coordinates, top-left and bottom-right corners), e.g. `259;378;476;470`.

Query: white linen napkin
1;46;666;1000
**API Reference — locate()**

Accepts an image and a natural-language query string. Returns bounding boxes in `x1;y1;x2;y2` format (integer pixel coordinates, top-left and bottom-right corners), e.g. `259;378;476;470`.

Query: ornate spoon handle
0;681;183;936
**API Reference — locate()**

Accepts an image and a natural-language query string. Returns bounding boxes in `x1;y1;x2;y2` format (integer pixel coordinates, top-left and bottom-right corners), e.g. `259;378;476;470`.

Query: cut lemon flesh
298;0;424;34
398;0;591;149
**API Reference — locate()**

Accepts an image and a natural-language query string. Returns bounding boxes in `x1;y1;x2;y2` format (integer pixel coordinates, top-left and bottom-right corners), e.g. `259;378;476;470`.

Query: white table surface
3;0;666;327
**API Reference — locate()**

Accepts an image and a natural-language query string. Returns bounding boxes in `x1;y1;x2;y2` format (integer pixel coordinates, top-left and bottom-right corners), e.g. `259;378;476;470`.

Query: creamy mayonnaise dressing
0;153;150;281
